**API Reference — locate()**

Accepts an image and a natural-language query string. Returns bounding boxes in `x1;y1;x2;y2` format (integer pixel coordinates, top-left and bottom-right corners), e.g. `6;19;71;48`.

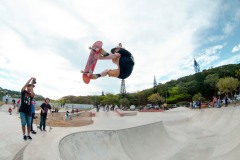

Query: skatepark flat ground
1;104;240;160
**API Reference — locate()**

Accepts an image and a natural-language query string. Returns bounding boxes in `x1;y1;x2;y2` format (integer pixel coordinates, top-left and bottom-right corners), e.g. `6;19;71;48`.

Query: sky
0;0;240;99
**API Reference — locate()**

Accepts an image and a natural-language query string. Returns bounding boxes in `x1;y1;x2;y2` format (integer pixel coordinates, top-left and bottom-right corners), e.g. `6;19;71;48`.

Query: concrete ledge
115;110;138;117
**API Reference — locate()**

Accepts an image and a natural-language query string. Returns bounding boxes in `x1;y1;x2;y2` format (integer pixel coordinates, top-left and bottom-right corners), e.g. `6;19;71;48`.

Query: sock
101;53;109;57
91;74;101;79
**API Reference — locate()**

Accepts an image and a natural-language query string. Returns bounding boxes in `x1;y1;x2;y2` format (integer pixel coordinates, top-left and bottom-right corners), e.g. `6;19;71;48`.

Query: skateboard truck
81;69;93;75
89;46;100;52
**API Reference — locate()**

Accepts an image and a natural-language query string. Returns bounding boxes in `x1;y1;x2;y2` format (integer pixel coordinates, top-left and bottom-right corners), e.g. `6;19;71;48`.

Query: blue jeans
20;112;32;127
40;115;47;130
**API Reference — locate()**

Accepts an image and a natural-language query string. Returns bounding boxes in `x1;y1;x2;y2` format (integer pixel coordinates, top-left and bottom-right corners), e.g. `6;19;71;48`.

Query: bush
167;94;191;104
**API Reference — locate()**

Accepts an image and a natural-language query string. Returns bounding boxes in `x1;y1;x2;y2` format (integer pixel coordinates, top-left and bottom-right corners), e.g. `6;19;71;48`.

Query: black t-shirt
19;90;33;116
40;103;51;116
118;49;134;79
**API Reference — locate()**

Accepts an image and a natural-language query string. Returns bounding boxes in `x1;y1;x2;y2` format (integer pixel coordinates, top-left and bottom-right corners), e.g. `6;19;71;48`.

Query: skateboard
81;41;103;84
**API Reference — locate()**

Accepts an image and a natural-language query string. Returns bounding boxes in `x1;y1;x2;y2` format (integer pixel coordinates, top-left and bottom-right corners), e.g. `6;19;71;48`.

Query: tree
147;93;165;105
216;77;239;97
204;73;219;95
119;98;130;107
133;91;145;106
235;69;240;94
157;83;165;96
168;87;180;96
192;92;203;101
235;69;240;80
101;94;119;105
178;82;188;94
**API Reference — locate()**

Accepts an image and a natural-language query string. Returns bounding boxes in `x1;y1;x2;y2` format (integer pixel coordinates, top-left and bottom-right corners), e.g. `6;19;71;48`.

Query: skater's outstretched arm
95;53;120;60
22;77;36;97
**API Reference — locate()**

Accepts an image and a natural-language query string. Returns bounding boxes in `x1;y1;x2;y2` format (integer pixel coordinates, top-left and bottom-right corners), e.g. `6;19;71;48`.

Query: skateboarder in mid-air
89;43;134;80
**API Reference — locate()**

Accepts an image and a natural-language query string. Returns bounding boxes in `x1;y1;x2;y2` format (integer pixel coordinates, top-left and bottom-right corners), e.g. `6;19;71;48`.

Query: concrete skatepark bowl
59;106;240;160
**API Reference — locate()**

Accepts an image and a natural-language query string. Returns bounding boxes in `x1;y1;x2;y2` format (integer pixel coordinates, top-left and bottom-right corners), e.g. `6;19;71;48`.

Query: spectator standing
224;94;228;107
197;98;202;109
39;98;52;131
213;96;217;108
5;94;9;105
19;77;36;140
12;98;16;109
217;97;221;108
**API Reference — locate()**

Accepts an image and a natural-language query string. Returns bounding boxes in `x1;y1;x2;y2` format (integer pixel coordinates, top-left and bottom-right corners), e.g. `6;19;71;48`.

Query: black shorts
118;57;134;79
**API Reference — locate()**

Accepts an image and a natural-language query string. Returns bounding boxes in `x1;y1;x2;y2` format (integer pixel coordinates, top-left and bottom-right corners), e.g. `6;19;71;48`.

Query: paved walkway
1;104;240;160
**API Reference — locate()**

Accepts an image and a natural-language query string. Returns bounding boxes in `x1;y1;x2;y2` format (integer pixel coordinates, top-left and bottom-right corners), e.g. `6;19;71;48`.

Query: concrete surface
1;104;240;160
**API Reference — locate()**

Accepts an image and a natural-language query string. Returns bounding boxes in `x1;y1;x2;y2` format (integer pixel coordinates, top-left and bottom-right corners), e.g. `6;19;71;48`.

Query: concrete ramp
59;107;240;160
59;122;185;160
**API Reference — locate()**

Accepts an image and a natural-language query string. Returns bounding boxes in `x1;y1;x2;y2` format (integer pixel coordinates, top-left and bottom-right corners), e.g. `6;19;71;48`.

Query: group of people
96;104;118;112
190;93;238;109
211;96;223;108
18;77;52;140
212;93;237;108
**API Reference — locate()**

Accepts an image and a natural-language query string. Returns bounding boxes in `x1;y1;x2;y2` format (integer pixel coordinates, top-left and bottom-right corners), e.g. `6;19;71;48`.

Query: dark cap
111;44;123;53
111;48;116;54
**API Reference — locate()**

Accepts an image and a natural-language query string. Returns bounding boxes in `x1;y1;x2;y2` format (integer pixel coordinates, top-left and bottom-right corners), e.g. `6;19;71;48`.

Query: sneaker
42;129;47;132
27;136;32;140
23;135;27;141
37;126;42;131
31;130;37;134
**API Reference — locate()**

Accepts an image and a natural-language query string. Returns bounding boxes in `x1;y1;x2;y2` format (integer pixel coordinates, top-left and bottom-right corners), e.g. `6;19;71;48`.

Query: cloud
223;22;235;35
216;54;240;67
197;45;224;67
232;44;240;53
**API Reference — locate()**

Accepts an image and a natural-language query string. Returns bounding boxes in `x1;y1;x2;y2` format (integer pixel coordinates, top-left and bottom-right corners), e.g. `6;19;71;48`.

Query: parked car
130;105;136;111
154;105;160;110
146;104;154;110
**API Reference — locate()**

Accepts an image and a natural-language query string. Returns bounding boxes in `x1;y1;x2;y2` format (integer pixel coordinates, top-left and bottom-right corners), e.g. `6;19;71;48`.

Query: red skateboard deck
82;41;103;84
